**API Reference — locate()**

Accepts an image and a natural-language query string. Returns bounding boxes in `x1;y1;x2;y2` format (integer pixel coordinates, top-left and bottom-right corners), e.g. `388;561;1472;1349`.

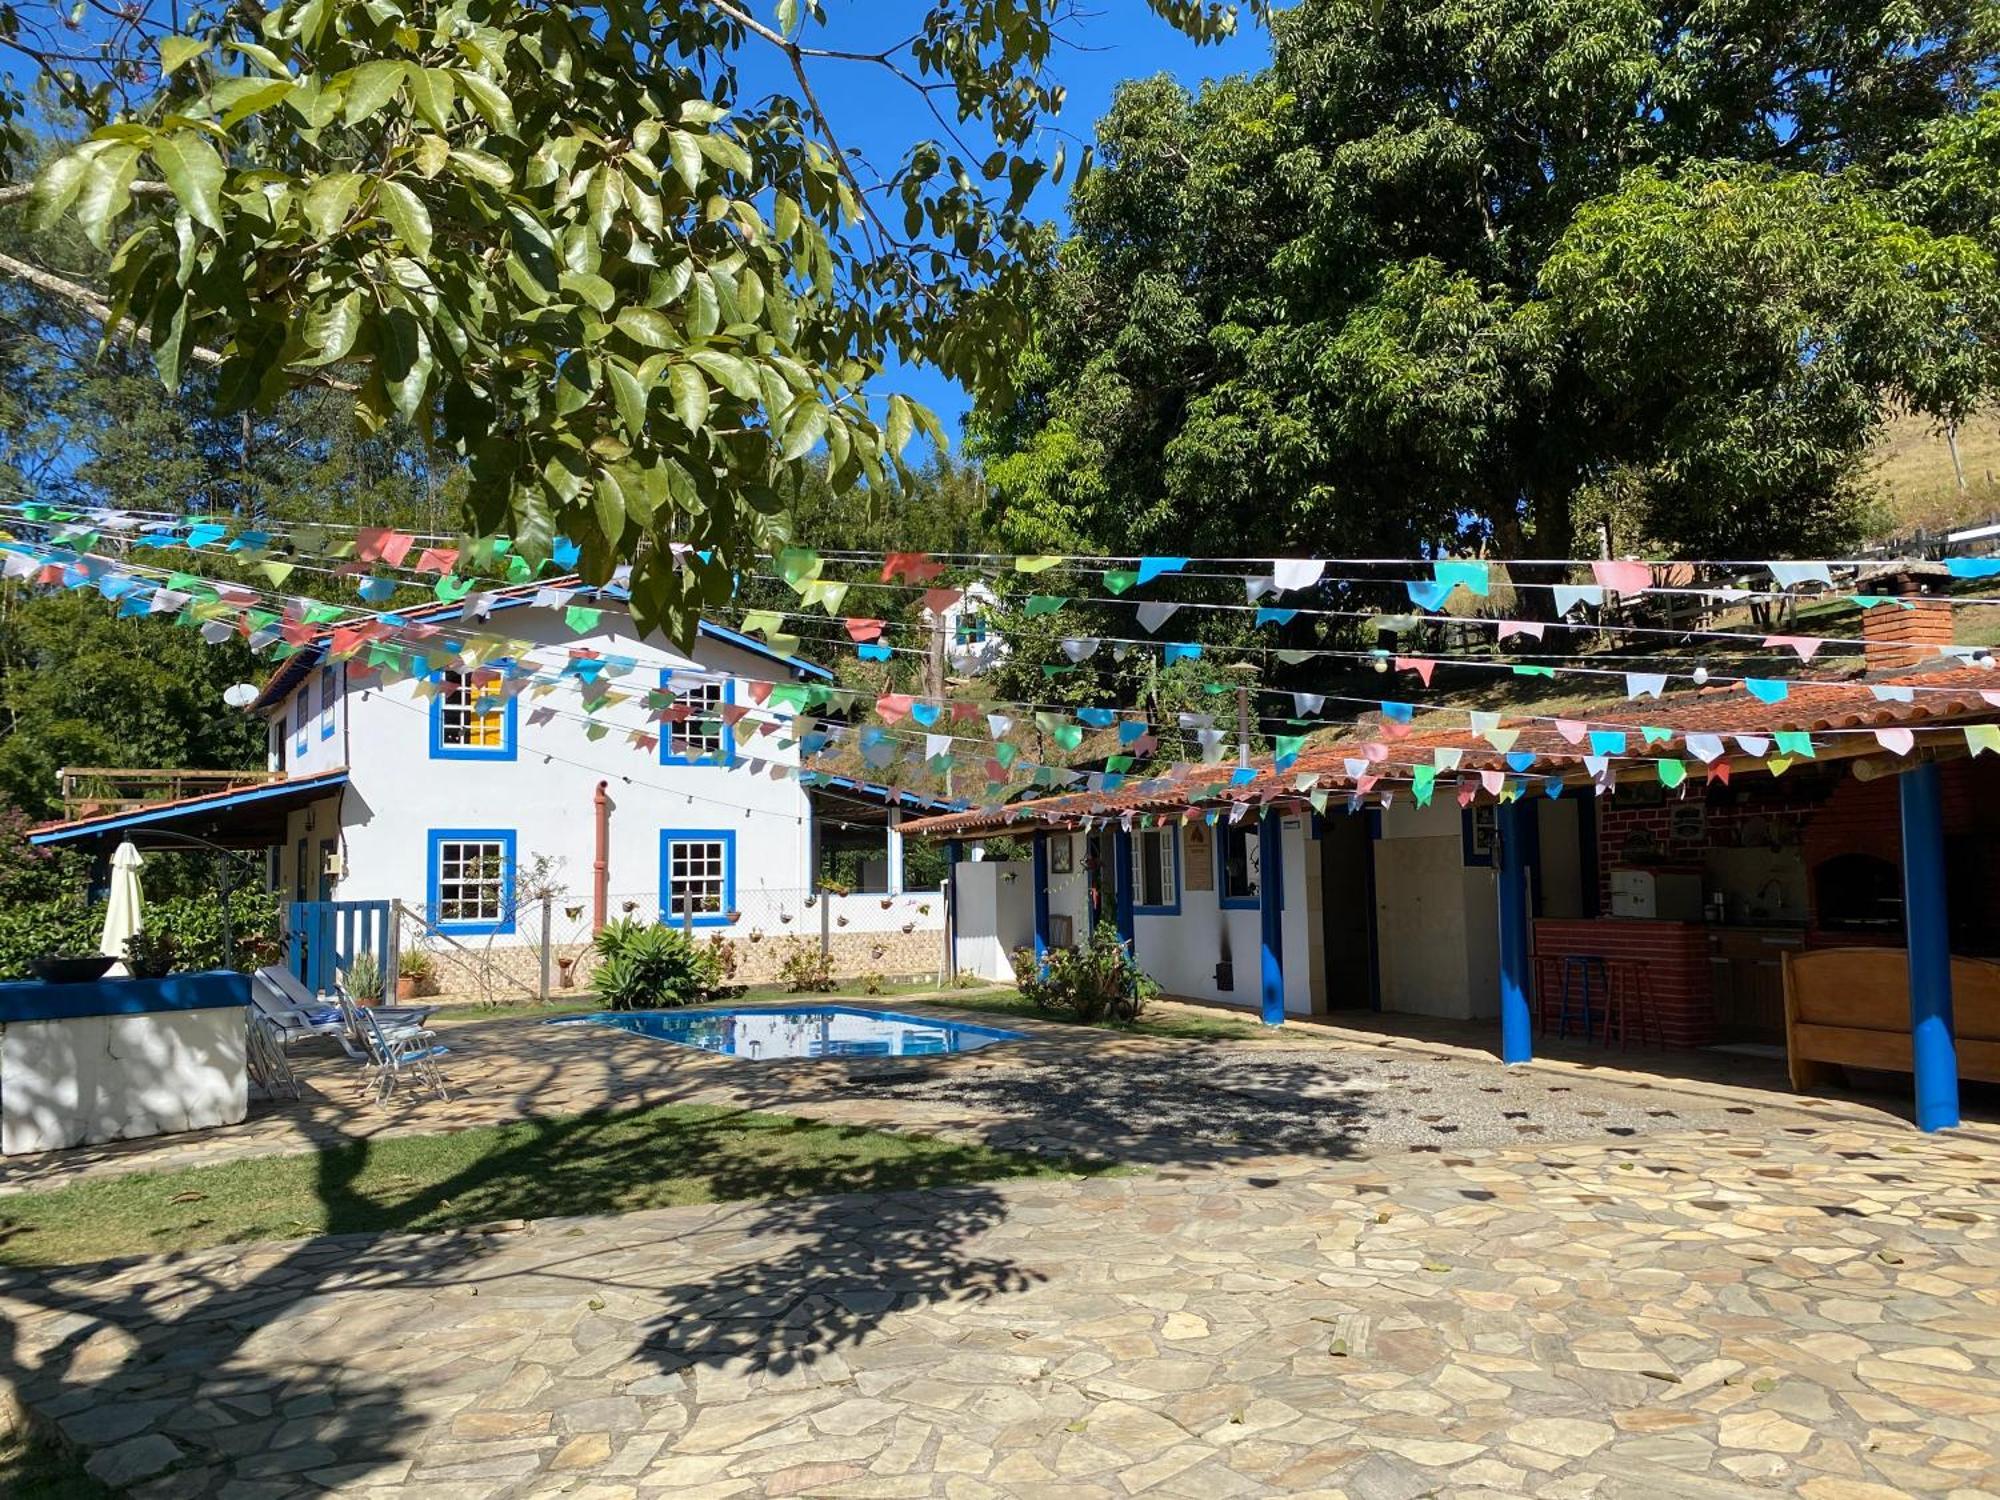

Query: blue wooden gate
285;900;393;1000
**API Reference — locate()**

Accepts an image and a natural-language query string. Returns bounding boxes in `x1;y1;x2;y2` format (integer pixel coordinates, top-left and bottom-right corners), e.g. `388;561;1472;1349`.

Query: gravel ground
857;1040;1808;1164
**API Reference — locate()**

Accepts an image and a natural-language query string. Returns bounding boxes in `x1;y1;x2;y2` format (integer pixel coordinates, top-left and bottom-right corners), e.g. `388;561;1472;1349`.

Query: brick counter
1533;918;1715;1048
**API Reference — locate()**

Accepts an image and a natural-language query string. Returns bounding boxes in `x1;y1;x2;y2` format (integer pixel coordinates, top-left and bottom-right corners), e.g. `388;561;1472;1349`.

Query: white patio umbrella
99;840;146;977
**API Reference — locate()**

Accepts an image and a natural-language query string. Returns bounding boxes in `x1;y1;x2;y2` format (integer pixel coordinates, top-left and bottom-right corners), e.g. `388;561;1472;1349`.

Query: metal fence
393;885;950;1002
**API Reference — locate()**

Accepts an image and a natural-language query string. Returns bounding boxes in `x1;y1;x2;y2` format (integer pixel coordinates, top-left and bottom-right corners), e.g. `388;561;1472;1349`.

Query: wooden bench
1782;946;2000;1092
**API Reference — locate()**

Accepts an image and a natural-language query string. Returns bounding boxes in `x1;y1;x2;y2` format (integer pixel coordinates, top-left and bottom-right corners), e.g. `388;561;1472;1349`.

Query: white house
28;586;959;990
922;581;1007;678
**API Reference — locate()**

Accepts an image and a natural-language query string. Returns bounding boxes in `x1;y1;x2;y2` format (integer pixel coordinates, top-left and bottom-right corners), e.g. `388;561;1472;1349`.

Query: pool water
557;1006;1023;1060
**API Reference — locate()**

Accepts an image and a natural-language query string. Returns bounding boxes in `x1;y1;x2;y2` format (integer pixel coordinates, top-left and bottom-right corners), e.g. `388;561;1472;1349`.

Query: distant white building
923;581;1007;677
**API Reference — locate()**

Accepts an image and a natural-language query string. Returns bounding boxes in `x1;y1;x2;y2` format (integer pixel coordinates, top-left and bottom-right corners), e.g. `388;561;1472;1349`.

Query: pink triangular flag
1592;559;1652;595
1764;635;1822;662
1554;718;1588;745
1395;656;1436;685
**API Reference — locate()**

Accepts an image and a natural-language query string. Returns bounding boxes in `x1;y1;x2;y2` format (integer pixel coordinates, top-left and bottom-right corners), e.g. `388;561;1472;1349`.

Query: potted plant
343;951;383;1006
397;949;439;1000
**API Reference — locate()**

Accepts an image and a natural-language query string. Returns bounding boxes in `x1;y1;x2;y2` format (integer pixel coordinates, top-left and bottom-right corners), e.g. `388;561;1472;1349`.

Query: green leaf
158;36;208;76
561;270;616;313
667;131;703;193
454;70;514;133
151;132;226;233
885;393;915;458
32;150;93;230
774;193;800;241
150;292;190;390
378;305;432;418
75;144;142;249
375;180;432;258
303;171;362;239
592;466;626;549
448;148;513;188
668;363;710;431
689;349;759;403
607;361;648;438
304;291;365;364
780;398;827;461
341;61;407;126
614;307;676;348
408;68;456;132
212;77;295;128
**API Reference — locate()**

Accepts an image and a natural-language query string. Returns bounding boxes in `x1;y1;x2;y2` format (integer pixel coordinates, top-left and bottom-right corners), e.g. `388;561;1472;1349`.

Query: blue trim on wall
319;663;338;740
658;671;737;767
1900;762;1961;1131
1218;820;1261;910
428;671;520;761
659;828;738;928
1131;824;1183;916
294;678;310;757
426;827;518;936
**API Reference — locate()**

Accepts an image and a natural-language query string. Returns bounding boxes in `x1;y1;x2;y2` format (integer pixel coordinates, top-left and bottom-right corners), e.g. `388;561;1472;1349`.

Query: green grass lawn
0;1423;109;1499
924;988;1268;1042
428;977;1006;1027
0;1100;1100;1269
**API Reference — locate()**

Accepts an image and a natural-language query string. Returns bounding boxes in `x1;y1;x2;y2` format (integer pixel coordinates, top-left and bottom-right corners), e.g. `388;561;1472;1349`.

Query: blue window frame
428;669;519;760
1218;821;1261;909
426;829;517;936
319;664;338;740
1132;826;1181;916
659;671;735;767
294;679;310;757
659;828;736;928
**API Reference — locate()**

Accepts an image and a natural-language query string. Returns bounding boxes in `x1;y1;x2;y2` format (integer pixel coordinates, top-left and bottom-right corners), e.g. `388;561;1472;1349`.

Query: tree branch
0;180;173;206
0;249;222;368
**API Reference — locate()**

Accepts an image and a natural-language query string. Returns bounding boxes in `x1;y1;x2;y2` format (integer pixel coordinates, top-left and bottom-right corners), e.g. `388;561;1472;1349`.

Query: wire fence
395;884;951;1002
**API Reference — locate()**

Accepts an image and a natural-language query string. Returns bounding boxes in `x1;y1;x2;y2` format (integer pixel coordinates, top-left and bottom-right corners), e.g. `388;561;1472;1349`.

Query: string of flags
5;504;2000;819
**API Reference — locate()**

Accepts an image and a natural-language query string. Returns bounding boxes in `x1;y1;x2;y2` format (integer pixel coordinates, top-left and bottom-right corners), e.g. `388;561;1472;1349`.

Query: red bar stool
1602;960;1660;1049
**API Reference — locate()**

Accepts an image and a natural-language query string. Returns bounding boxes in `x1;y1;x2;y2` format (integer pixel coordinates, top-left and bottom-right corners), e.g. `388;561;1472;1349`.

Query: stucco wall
266;610;819;932
952;860;1033;982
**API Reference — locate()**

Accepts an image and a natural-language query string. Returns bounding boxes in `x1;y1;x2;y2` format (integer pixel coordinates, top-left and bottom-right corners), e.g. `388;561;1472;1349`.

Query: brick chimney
1858;564;1955;673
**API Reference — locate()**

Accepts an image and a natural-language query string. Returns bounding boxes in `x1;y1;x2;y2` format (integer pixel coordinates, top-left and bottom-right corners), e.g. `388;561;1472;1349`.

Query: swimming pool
556;1006;1023;1060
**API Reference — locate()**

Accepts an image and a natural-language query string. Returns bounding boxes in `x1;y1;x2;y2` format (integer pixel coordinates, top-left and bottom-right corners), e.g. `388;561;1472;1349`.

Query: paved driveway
3;1100;1998;1497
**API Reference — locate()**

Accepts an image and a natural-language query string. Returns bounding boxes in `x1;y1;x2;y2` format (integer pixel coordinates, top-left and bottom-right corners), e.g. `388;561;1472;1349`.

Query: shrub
123;928;177;979
1011;921;1159;1025
777;940;837;993
0;888;280;981
593;924;724;1010
591;916;650;962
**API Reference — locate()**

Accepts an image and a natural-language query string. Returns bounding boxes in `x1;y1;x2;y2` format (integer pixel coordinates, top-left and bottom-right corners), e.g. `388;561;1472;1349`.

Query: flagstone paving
3;1112;1998;1497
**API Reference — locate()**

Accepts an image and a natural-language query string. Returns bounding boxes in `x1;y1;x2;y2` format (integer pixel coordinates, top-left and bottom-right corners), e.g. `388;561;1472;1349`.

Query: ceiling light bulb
1691;666;1709;686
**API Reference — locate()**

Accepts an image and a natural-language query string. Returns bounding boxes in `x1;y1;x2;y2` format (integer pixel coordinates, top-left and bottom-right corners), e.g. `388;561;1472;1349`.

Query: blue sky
756;2;1275;443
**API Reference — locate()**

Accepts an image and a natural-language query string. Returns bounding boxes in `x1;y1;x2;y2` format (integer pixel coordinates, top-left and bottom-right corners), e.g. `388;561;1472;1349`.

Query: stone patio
2;1001;1998;1496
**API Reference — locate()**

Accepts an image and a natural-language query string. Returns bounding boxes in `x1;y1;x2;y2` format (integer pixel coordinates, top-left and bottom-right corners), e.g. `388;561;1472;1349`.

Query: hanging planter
725;909;741;924
880;897;894;910
901;921;915;934
778;911;794;924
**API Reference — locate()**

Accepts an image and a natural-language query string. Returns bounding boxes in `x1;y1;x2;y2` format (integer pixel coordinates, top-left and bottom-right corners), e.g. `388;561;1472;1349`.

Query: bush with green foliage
592;923;724;1011
0;888;281;981
1011;922;1159;1025
777;940;838;994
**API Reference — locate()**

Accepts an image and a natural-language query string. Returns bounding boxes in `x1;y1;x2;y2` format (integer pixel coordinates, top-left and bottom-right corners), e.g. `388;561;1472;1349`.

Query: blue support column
1031;832;1051;965
1258;810;1285;1026
1900;762;1960;1131
1497;800;1533;1064
1112;828;1136;950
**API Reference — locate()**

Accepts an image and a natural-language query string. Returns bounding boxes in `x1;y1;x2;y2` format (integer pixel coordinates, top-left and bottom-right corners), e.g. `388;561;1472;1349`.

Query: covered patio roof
27;768;349;850
901;664;2000;838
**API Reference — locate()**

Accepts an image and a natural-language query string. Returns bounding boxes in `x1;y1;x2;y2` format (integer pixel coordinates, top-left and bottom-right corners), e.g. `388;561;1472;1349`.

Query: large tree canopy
3;0;1257;644
975;0;2000;577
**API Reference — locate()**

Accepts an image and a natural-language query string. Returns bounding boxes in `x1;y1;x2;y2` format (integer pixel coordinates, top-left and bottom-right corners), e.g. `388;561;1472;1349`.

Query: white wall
952;859;1033;981
1126;818;1313;1015
1371;799;1499;1020
2;1009;247;1154
269;609;824;944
